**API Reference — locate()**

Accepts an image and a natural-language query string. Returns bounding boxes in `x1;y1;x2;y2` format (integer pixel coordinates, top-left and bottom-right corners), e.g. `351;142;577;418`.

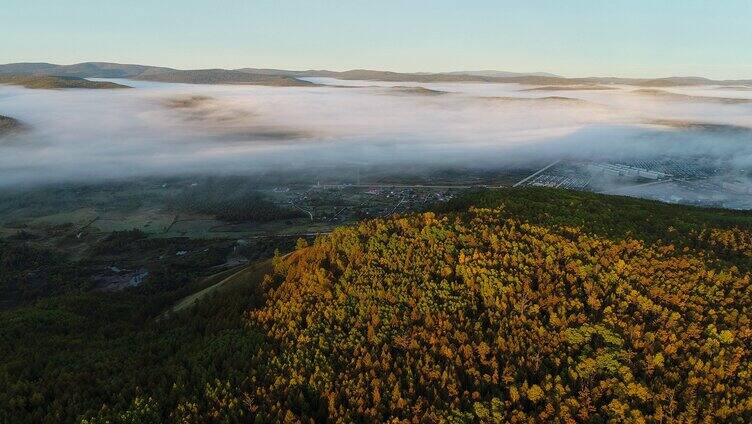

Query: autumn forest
3;188;752;423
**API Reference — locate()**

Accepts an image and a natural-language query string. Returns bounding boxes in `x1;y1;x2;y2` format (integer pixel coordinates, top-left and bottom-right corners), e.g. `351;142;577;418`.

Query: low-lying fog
0;76;751;187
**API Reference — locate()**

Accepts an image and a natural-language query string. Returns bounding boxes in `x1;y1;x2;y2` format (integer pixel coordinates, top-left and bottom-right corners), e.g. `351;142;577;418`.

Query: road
513;160;561;187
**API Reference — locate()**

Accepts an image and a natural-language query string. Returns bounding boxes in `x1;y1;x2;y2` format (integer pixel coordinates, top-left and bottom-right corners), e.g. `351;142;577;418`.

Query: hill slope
0;115;26;137
244;188;752;422
134;69;315;86
3;62;751;87
0;63;313;87
3;188;752;422
0;62;172;78
240;68;752;87
0;75;130;89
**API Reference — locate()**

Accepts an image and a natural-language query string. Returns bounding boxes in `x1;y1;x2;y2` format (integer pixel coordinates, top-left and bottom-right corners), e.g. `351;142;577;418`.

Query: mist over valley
1;69;751;204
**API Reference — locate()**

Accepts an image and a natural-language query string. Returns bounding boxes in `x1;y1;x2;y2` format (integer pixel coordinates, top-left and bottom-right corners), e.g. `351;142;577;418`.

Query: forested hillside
0;75;130;89
3;188;752;422
243;190;752;422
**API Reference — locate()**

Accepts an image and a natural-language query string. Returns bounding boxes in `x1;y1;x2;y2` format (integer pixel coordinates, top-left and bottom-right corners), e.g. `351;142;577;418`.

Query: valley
1;60;751;422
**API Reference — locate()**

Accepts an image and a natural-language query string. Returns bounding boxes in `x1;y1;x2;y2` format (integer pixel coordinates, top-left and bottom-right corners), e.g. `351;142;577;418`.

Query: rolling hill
0;75;130;89
134;69;315;86
444;70;560;78
0;114;26;137
243;188;752;422
0;63;314;87
3;61;751;87
0;62;172;78
3;188;752;422
633;88;752;104
238;68;752;87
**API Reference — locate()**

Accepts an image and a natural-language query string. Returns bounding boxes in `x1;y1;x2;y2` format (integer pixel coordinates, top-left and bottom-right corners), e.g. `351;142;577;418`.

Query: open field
0;169;503;242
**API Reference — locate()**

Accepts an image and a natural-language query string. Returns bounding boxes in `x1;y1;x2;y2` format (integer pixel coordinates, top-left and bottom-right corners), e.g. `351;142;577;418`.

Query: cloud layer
1;77;751;186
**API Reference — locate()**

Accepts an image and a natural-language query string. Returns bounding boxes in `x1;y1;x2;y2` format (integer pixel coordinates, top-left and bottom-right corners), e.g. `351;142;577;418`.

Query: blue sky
2;0;751;78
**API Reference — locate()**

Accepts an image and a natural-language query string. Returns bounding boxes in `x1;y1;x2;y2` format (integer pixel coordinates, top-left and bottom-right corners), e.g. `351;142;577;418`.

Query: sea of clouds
1;76;751;186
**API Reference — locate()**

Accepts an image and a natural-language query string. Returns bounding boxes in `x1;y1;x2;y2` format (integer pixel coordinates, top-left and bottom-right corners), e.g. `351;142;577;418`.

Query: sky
2;0;752;79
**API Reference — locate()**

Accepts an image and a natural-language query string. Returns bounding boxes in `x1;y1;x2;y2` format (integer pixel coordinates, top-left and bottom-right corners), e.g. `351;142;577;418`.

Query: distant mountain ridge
444;70;560;78
0;63;312;87
235;68;752;86
0;75;130;89
134;69;314;86
0;62;171;78
1;62;751;87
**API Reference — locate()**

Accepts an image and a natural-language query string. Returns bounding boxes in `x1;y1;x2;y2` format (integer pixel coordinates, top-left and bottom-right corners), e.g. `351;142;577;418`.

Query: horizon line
2;60;752;82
